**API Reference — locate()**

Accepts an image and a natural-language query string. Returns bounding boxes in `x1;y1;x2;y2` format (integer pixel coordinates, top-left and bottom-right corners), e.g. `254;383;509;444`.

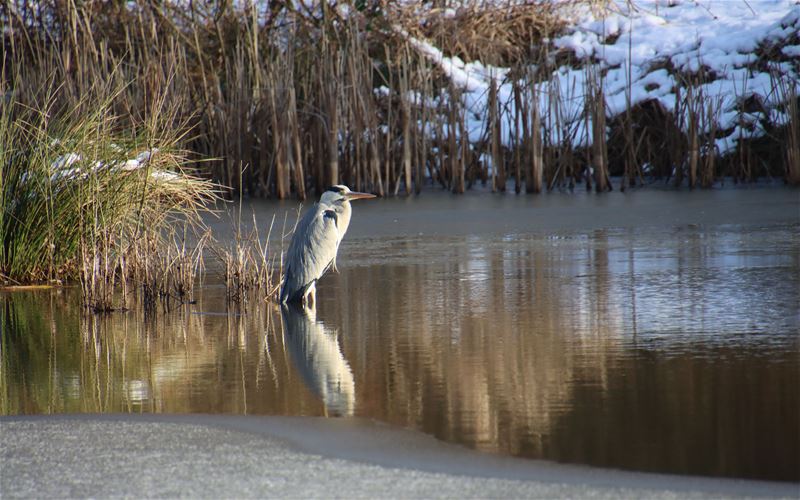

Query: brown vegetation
2;0;798;207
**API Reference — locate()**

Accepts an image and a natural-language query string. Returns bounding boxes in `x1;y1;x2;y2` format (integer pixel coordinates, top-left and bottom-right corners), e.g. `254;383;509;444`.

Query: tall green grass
0;68;218;304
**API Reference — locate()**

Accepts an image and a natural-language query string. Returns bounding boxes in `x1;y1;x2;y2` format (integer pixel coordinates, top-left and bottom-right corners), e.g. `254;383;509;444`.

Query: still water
2;188;799;481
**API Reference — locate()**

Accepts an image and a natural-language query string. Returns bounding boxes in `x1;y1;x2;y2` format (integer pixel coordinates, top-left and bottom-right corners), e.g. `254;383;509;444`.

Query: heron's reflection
280;303;355;417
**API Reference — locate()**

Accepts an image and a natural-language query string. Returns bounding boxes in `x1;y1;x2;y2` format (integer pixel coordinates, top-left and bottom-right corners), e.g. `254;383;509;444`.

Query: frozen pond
2;186;798;481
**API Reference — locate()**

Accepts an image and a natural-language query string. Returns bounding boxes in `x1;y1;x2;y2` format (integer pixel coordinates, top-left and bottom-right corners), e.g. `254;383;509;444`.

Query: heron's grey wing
281;205;340;302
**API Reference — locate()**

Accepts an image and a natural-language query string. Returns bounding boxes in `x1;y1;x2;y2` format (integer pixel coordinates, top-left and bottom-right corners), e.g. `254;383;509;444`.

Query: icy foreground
403;0;800;155
3;415;796;498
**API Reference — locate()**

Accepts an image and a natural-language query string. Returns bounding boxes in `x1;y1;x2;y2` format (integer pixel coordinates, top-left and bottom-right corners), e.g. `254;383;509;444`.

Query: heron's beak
345;191;377;201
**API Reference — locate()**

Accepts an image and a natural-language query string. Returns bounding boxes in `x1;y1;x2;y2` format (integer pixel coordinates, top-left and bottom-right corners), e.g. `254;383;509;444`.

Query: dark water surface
2;188;799;481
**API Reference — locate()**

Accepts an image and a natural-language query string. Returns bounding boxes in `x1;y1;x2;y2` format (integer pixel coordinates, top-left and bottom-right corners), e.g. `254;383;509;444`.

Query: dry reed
213;203;299;309
2;0;796;204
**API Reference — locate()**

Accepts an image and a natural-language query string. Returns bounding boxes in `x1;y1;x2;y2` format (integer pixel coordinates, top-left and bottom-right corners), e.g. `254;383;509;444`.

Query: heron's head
320;185;376;205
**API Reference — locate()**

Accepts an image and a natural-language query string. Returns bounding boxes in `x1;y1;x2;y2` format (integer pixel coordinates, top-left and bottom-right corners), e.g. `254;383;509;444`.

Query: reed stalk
489;76;505;192
785;87;800;185
214;209;286;308
687;85;700;189
772;72;800;185
530;84;544;193
585;66;611;192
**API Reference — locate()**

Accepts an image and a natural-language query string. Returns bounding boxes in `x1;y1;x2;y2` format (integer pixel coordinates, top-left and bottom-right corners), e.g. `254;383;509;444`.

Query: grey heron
280;185;375;305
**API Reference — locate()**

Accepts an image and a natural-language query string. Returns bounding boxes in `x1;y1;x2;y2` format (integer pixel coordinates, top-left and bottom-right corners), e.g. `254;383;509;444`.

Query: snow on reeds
395;1;800;187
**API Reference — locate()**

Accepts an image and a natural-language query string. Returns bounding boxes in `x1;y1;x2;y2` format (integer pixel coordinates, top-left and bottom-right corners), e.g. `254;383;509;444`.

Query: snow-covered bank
553;0;799;153
400;0;799;177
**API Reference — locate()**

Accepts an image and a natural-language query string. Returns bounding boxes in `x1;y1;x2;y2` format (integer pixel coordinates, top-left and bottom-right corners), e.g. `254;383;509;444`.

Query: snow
400;0;800;154
47;147;179;185
135;148;159;164
783;45;800;57
149;170;180;182
51;152;81;171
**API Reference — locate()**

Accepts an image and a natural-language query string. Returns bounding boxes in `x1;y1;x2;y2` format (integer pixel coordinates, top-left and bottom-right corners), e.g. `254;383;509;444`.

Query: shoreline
2;414;797;498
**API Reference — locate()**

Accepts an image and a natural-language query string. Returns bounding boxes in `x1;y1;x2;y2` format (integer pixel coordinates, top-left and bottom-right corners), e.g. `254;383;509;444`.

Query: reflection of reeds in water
1;288;353;419
326;231;799;480
0;288;353;417
1;288;284;415
289;240;621;460
281;304;355;417
329;237;610;450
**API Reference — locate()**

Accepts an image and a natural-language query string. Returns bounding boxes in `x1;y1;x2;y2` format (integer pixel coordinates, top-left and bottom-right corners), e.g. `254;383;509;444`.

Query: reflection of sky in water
64;374;82;400
599;227;798;349
123;380;150;403
343;224;798;352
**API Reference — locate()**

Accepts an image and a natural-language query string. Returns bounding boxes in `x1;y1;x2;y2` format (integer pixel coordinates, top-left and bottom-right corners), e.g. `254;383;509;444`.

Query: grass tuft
0;65;220;309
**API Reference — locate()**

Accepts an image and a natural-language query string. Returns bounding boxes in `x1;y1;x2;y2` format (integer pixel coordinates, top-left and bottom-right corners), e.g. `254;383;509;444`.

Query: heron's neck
337;201;352;236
